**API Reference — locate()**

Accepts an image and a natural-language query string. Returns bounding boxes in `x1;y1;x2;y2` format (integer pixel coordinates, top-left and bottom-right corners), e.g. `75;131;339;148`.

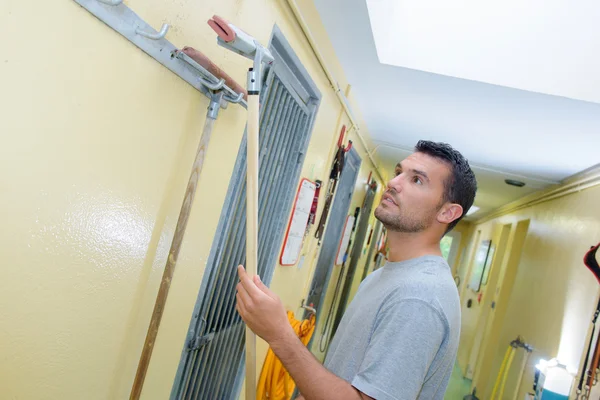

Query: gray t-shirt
323;255;460;400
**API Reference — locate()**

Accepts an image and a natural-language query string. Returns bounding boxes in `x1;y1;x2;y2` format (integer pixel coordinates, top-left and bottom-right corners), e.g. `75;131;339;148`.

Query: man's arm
235;266;372;400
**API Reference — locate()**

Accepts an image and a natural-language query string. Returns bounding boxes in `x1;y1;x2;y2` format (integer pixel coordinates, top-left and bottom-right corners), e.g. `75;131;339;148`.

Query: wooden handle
245;94;259;400
588;332;600;387
130;117;216;400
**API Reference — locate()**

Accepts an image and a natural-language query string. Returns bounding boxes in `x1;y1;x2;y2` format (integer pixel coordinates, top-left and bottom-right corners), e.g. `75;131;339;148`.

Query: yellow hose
499;347;516;399
257;311;316;400
491;345;513;399
512;351;530;400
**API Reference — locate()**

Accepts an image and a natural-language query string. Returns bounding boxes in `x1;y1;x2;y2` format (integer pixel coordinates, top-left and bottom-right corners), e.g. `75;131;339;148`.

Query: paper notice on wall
280;179;317;266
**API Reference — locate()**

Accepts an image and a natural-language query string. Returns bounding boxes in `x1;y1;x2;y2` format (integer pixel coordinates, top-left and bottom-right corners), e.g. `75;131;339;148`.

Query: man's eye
413;176;422;185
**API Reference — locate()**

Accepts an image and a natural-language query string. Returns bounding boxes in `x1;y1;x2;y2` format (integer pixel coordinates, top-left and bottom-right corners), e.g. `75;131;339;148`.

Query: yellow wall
458;183;600;399
0;0;386;399
448;221;474;276
456;227;481;301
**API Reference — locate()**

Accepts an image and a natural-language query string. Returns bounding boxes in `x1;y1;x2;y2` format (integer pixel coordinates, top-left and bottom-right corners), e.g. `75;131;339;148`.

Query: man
236;140;477;400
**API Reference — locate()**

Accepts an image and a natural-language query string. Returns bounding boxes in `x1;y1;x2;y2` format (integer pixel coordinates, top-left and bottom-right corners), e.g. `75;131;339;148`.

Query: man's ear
438;203;463;225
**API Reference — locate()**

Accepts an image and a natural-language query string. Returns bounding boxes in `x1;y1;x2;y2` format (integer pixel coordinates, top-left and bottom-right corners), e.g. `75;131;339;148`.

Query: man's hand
236;265;372;400
235;265;295;344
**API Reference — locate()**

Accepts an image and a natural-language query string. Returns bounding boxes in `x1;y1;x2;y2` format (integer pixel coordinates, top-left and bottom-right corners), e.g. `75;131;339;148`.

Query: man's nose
387;174;403;193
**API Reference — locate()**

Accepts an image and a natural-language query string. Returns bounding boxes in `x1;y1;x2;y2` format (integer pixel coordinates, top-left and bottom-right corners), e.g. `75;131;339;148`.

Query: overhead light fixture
466;205;480;216
505;179;526;187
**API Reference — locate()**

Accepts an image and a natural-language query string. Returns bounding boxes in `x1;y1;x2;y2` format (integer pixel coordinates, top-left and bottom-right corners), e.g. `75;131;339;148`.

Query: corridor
1;0;599;399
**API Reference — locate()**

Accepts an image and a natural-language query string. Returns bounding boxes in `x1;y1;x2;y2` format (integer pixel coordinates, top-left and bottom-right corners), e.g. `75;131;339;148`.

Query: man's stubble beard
374;203;428;233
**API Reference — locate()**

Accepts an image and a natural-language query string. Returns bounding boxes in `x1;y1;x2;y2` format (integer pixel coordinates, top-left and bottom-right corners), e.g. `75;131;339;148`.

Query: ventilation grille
172;71;316;399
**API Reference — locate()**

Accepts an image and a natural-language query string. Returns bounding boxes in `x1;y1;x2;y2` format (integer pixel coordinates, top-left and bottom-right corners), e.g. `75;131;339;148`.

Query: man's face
374;152;451;232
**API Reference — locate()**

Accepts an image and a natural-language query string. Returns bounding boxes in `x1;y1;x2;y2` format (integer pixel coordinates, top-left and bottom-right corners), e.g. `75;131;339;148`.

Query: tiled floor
444;363;473;400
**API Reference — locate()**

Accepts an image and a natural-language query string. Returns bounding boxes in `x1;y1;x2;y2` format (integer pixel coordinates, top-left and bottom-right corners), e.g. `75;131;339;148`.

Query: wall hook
224;92;244;104
135;23;169;40
96;0;123;5
199;77;225;91
300;299;316;316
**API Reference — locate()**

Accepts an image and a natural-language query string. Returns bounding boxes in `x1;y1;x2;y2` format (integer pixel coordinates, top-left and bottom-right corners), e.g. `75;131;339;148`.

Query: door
330;181;378;337
465;223;512;379
170;27;321;400
304;148;361;318
470;220;530;397
360;221;383;282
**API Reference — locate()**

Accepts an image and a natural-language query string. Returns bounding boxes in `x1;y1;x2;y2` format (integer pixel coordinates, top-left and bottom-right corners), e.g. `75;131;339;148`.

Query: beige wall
0;0;387;398
449;221;474;276
457;182;600;399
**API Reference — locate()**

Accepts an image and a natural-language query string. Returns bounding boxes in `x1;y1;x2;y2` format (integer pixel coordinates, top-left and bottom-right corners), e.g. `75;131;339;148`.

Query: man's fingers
236;293;247;318
237;264;248;280
236;281;253;309
253;275;272;296
237;265;263;298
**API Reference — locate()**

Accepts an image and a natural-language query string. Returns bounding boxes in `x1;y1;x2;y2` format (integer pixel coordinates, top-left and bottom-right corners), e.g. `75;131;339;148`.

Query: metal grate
331;182;378;337
304;148;362;319
171;27;320;400
361;221;383;282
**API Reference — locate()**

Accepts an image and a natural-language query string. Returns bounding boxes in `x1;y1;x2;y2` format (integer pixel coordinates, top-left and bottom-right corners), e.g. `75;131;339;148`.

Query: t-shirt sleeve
351;298;447;400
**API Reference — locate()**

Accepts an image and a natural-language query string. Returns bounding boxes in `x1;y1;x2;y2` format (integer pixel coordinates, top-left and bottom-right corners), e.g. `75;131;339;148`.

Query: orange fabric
257;311;316;400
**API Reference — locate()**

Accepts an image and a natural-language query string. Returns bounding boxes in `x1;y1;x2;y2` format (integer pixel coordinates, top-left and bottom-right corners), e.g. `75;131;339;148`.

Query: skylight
366;0;600;104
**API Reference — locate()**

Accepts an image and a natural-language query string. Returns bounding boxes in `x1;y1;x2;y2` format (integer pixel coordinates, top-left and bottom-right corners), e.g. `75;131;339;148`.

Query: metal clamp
173;50;247;109
73;0;244;110
97;0;123;5
207;91;224;120
199;77;225;91
224;92;244;104
301;299;316;316
136;23;169;40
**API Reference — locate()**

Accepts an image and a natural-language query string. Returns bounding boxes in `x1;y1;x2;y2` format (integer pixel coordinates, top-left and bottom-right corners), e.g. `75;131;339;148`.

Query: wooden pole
245;92;259;400
130;109;218;400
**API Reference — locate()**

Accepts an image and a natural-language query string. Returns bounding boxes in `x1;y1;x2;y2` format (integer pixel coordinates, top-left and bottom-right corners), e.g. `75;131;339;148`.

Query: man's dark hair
415;140;477;233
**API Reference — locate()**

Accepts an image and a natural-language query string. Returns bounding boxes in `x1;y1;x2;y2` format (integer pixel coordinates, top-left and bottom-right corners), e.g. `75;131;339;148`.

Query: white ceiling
367;0;600;104
313;0;600;219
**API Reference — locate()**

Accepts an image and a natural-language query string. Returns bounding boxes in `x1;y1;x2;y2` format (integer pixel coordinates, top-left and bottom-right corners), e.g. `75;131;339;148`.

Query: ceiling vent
505;179;526;187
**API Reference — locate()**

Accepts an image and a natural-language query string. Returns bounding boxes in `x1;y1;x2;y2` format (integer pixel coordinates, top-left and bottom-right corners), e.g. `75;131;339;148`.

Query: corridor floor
444;363;472;400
